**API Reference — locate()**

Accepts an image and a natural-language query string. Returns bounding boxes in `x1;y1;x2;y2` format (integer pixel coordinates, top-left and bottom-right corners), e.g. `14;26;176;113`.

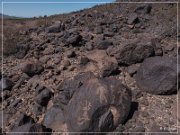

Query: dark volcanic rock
9;113;51;134
127;64;140;77
45;22;64;33
35;88;52;106
9;123;52;135
66;50;76;58
21;61;44;77
66;32;82;46
0;78;14;91
32;103;44;115
100;62;119;78
127;13;139;25
136;56;178;95
97;40;113;50
16;44;29;59
46;74;131;132
116;43;154;65
55;72;95;107
134;4;152;14
65;77;131;132
61;59;71;70
79;56;90;65
13;113;35;127
43;107;65;131
10;99;22;107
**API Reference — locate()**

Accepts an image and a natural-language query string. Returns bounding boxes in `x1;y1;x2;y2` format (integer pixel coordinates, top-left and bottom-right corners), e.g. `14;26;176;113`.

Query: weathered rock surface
0;78;14;91
97;40;113;50
2;2;178;134
21;61;44;77
127;13;139;25
9;114;52;135
15;44;29;59
136;56;178;95
35;87;52;106
9;123;52;135
115;43;155;66
43;73;132;132
45;22;65;33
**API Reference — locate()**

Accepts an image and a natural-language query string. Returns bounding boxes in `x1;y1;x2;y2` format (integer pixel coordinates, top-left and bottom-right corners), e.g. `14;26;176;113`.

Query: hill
1;2;179;134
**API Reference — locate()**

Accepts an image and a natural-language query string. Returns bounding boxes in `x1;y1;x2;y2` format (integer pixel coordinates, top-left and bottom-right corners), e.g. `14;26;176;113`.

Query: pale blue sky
1;0;114;18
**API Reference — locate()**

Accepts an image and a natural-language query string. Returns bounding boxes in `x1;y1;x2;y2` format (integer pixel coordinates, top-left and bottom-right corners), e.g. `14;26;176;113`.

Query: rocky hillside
1;2;179;135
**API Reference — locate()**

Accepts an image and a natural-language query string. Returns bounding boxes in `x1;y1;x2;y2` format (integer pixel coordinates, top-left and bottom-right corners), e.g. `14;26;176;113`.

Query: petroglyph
78;100;92;125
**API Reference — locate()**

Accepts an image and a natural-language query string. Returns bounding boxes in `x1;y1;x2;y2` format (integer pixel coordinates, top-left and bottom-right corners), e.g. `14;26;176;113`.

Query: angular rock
32;103;44;115
0;78;14;91
97;40;113;50
86;50;118;76
66;33;82;46
135;4;152;14
0;90;10;101
100;62;119;78
9;123;52;135
127;64;140;77
12;73;30;90
79;56;89;65
61;59;71;70
13;113;35;127
66;50;76;58
151;38;163;56
136;56;178;95
43;107;66;131
35;88;52;106
45;23;64;33
85;42;93;51
55;72;95;107
43;47;54;55
21;61;44;77
127;13;139;25
15;44;29;59
10;99;22;107
116;43;154;65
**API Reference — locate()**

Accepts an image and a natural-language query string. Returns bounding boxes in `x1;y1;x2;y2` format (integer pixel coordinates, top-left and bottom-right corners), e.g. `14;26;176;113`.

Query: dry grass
1;19;29;56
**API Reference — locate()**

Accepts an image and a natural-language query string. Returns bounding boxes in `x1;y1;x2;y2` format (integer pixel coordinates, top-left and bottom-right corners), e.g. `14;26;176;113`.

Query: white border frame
1;1;179;134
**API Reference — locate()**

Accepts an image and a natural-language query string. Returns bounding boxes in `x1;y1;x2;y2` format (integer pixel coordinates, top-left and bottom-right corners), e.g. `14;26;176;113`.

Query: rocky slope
0;2;179;135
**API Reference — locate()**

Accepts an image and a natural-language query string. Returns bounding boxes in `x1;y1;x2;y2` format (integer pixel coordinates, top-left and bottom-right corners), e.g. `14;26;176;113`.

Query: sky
0;0;114;18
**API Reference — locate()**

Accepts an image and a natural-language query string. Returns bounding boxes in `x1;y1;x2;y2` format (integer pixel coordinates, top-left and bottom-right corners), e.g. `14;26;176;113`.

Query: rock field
0;1;180;135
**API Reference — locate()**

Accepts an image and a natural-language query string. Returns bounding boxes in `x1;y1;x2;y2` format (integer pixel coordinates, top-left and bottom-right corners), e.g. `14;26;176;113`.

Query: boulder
21;61;44;77
100;62;119;78
44;73;132;132
9;114;52;135
66;50;76;58
9;123;52;135
79;56;90;65
45;23;65;33
86;50;119;77
43;107;66;132
15;44;29;59
66;33;82;46
0;78;14;91
55;72;95;107
127;64;140;77
35;88;52;106
13;113;35;127
127;13;139;25
115;43;154;65
136;56;178;95
66;77;131;132
97;40;113;50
